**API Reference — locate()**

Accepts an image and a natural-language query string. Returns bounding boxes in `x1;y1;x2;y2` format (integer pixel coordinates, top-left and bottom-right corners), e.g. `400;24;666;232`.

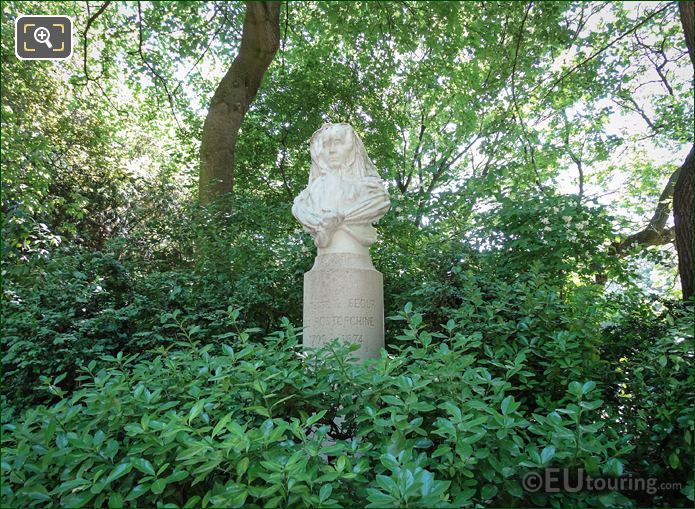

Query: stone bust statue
292;123;390;253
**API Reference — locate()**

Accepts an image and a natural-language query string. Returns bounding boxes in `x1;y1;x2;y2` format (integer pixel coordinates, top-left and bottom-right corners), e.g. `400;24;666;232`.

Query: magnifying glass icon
34;27;52;49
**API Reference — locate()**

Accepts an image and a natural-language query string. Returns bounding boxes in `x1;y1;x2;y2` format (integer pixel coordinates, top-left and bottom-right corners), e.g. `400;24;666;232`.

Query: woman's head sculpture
308;123;380;182
293;122;390;253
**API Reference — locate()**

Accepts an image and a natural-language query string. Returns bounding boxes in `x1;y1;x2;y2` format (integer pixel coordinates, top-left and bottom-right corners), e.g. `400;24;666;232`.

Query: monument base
303;252;384;361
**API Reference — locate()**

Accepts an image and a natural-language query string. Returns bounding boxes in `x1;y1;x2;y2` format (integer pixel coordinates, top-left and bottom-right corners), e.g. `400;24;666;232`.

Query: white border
15;14;74;61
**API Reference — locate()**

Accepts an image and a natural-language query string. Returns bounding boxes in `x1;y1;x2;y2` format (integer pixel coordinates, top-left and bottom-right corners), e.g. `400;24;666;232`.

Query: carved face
321;125;354;170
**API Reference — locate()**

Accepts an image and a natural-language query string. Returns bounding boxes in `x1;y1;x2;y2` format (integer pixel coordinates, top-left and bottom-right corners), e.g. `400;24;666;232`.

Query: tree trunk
198;1;281;205
679;1;694;67
674;3;694;300
673;147;694;300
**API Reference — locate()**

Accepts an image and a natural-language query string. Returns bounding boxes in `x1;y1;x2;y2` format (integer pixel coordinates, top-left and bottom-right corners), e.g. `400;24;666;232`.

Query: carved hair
308;123;380;182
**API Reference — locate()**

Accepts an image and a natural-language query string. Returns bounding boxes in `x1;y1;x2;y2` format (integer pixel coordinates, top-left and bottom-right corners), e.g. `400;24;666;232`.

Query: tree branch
560;110;584;201
137;1;185;133
510;3;547;194
615;147;693;256
83;1;111;82
612;94;658;131
172;5;231;96
403;108;426;193
276;127;294;201
634;31;674;96
532;3;670;102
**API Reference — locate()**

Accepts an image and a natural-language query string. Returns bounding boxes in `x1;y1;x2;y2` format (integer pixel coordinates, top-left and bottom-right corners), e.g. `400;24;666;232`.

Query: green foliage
1;1;692;507
476;192;621;282
599;301;695;506
1;316;646;508
1;237;306;411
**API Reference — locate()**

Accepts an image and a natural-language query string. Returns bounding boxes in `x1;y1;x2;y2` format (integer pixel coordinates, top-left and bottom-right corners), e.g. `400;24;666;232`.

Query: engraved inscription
309;315;376;327
309;334;364;344
348;298;375;309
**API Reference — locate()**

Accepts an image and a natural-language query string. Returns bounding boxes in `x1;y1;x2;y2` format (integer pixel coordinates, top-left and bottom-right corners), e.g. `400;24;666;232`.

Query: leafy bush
474;192;621;285
3;249;139;410
599;301;695;505
2;208;310;411
3;313;665;508
2;186;690;507
375;191;627;333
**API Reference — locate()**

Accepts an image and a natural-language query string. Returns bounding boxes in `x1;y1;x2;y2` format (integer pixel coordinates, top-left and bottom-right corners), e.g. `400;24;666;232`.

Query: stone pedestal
303;251;384;361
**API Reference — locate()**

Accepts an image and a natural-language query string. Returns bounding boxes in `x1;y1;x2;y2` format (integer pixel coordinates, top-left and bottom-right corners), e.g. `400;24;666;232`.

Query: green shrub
1;234;307;410
600;301;694;506
2;316;647;508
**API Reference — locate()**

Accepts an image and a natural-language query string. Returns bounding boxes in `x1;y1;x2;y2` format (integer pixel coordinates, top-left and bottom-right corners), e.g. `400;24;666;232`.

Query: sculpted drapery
292;123;391;248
